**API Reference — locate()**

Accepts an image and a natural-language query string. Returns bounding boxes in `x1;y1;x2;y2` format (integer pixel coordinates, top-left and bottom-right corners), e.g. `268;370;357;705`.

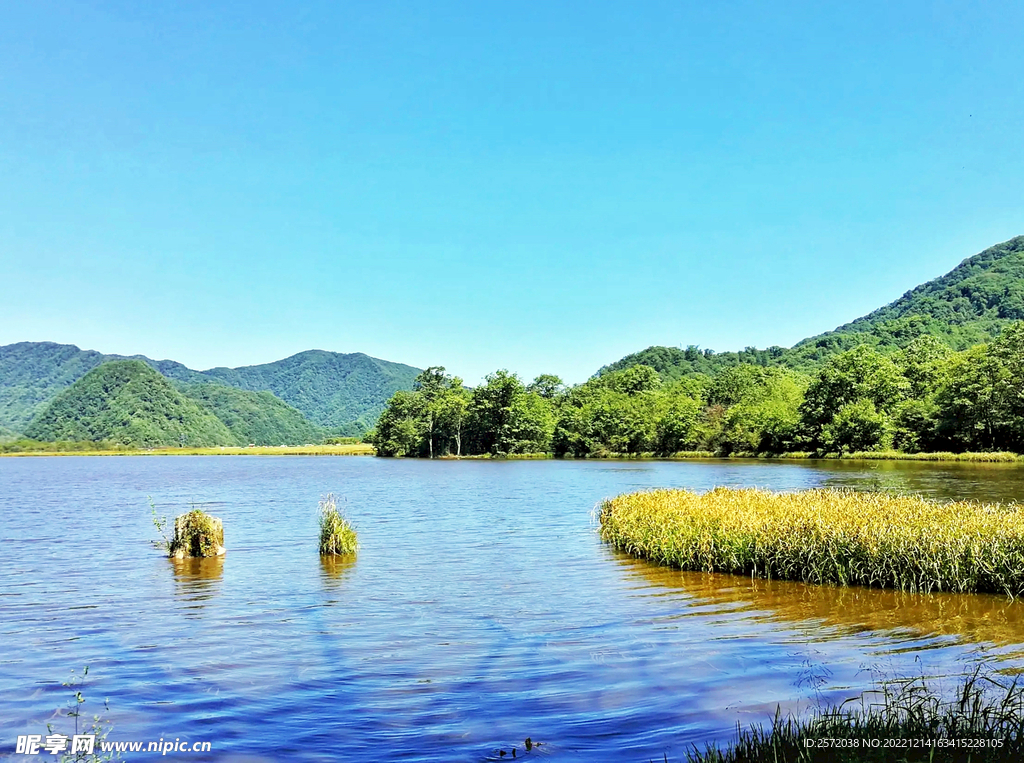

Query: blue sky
1;1;1022;384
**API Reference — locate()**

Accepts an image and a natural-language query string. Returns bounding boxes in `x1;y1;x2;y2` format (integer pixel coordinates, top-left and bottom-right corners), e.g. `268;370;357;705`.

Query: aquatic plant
599;487;1024;596
844;451;1022;462
168;508;224;559
685;669;1024;762
46;666;118;762
318;494;357;555
148;497;170;553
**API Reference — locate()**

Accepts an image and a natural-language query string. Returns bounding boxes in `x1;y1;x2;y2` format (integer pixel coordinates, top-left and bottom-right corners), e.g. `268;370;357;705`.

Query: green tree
437;381;470;456
991;322;1024;449
552;402;594;457
604;365;661;395
705;367;806;454
820;399;891;454
936;343;1011;450
896;335;953;399
414;366;449;459
656;395;702;453
800;346;909;451
527;374;565;400
367;390;424;456
468;370;556;455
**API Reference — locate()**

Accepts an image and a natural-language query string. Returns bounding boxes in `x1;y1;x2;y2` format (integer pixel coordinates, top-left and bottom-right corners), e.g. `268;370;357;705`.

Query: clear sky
1;1;1022;384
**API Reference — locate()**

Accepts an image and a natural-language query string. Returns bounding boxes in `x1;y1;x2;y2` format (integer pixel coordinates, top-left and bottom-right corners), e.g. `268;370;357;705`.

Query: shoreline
2;446;1021;462
4;447;1022;461
0;443;376;457
437;451;1024;463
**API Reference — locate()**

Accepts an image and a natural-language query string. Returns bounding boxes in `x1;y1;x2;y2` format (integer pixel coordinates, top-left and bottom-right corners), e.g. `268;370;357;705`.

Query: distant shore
433;450;1024;463
0;443;376;457
441;450;1023;463
3;445;1022;462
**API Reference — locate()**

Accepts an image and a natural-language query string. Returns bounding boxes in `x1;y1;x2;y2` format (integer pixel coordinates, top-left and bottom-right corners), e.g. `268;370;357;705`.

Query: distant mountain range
23;360;327;447
600;235;1024;380
7;235;1024;448
0;342;421;440
25;361;240;447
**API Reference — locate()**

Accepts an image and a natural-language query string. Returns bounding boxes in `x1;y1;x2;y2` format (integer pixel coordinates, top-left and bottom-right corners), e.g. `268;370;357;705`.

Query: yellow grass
0;443;375;457
843;451;1023;462
599;487;1024;596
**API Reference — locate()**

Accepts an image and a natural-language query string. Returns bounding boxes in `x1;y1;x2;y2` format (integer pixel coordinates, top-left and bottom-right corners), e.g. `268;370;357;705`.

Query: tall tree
414;367;449;458
800;346;909;451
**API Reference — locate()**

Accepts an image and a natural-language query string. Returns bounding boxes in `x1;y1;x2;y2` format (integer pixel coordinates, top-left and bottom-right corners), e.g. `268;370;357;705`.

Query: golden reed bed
599;488;1024;596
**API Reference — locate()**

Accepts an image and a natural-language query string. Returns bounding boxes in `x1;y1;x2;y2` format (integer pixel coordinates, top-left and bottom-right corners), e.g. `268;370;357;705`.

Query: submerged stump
169;510;225;559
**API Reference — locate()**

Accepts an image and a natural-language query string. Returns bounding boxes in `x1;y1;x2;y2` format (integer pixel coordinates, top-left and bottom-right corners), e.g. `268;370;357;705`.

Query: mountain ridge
600;235;1024;380
0;342;421;435
24;361;237;447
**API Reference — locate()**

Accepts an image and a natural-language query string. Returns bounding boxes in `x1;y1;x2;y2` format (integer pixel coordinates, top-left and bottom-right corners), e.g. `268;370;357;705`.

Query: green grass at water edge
843;451;1023;462
684;670;1024;763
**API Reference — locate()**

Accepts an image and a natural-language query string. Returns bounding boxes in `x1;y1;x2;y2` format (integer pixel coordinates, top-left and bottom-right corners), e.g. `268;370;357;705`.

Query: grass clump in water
318;493;357;555
685;670;1024;762
169;508;225;559
599;487;1024;596
844;451;1022;462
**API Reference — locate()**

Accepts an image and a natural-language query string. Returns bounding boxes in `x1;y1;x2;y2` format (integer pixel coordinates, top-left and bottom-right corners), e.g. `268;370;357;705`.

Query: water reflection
617;552;1024;654
319;553;356;589
813;459;1024;504
170;555;224;610
9;456;1024;762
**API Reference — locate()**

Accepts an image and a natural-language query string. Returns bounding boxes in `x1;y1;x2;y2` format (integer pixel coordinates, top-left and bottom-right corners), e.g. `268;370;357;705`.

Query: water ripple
2;456;1024;761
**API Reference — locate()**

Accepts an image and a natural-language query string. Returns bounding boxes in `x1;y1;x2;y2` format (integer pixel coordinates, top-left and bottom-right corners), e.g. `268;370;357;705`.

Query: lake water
3;456;1024;761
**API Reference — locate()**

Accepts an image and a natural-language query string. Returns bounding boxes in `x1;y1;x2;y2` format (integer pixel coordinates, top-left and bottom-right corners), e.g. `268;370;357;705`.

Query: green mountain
198;350;421;434
0;342;421;436
24;361;236;447
601;235;1024;381
0;342;206;432
178;383;324;445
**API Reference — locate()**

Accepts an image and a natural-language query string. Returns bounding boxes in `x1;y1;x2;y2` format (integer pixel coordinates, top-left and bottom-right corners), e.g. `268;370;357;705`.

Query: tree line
367;322;1024;457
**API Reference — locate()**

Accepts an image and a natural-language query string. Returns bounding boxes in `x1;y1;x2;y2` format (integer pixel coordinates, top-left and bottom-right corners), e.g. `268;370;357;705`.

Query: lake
3;456;1024;761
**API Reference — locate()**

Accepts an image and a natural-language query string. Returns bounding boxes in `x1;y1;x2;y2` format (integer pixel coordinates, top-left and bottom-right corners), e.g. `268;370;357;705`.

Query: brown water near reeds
3;456;1024;761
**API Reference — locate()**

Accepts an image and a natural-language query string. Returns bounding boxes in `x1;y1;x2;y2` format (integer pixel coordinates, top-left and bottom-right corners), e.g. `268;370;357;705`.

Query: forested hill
24;361;237;447
178;383;324;446
22;361;327;447
0;342;421;436
0;342;206;432
198;350;421;433
600;235;1024;381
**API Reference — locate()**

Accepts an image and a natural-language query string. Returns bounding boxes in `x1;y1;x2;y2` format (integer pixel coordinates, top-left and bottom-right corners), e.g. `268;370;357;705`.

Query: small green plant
46;666;118;762
148;497;170;553
318;493;357;555
684;668;1024;762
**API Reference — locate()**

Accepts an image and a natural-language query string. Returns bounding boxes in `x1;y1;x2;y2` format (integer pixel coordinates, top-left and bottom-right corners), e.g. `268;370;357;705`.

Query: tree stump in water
169;510;225;559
